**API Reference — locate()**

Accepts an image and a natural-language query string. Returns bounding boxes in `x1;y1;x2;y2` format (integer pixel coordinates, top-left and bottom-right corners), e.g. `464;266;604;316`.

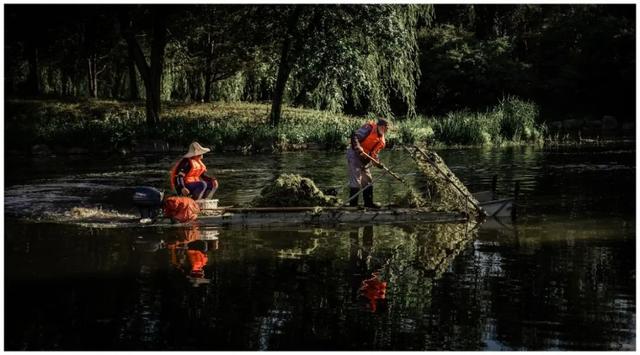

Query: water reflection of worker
359;272;387;313
353;226;389;313
349;229;365;301
167;226;219;287
349;226;387;312
349;226;374;271
187;240;208;279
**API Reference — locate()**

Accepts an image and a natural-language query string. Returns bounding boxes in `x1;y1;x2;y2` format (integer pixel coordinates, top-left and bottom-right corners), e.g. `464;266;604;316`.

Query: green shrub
390;116;435;145
428;96;542;146
432;110;489;145
6;97;547;153
496;96;540;142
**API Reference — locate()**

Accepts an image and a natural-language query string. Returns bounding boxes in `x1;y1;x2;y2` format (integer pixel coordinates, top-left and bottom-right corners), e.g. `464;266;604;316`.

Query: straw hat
183;142;211;158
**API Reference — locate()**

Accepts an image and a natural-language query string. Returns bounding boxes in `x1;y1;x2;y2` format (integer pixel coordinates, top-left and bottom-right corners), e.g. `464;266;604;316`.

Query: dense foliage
417;5;635;121
4;4;634;136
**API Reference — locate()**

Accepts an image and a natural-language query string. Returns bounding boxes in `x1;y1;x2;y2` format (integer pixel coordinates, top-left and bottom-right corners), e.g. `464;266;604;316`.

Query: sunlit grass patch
6;96;546;153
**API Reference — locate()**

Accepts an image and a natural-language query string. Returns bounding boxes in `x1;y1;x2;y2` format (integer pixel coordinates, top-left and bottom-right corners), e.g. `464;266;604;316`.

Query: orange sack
163;196;200;223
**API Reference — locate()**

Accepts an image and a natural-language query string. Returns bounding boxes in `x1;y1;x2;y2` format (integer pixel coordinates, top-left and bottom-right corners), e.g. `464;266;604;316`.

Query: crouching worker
170;142;219;200
132;186;200;224
132;186;164;223
347;118;390;208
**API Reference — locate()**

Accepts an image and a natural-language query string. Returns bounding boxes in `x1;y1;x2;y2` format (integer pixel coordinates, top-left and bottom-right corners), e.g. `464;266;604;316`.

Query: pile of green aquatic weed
394;188;427;208
252;174;342;207
410;149;480;214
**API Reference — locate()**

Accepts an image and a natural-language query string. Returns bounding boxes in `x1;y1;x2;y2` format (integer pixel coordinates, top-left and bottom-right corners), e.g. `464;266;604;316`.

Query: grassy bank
6;97;545;154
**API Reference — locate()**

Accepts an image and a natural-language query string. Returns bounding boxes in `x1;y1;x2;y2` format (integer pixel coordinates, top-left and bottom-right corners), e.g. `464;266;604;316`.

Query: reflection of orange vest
360;273;387;312
187;250;208;273
360;122;386;158
167;227;202;268
181;226;201;243
170;157;208;190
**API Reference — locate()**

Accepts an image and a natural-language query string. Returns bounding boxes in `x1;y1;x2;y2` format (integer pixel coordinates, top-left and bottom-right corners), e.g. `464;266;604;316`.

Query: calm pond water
4;144;636;350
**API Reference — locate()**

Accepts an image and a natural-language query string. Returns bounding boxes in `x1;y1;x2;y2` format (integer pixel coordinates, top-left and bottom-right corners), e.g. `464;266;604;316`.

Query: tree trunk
144;83;160;125
203;68;213;103
87;58;93;97
473;5;498;40
119;8;167;127
189;73;200;102
93;58;98;98
269;7;302;126
146;9;167;126
127;47;139;100
270;47;292;126
203;35;214;103
144;81;161;125
112;64;124;98
26;43;40;96
87;55;98;98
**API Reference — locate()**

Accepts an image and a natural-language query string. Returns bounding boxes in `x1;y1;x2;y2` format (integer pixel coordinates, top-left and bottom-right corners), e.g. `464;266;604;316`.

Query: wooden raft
196;206;470;228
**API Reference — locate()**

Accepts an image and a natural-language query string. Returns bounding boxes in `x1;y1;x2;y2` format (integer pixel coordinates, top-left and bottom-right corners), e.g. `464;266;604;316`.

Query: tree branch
118;9;151;84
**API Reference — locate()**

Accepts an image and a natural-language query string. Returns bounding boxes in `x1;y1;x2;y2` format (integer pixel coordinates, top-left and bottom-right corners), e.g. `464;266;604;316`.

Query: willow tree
175;6;265;103
119;6;169;126
266;5;433;126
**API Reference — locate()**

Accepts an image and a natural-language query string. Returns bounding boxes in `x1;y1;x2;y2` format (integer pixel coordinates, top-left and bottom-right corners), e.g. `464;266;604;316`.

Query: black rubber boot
349;188;360;207
363;186;381;209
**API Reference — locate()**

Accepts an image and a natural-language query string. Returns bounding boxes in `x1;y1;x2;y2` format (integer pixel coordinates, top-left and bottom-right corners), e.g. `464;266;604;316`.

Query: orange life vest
163;196;200;223
187;250;208;276
360;122;386;158
169;157;208;190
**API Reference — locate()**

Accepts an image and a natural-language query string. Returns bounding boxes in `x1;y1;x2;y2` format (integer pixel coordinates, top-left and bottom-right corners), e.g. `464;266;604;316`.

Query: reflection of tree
201;229;327;349
349;227;373;302
12;218;633;350
117;234;169;349
261;223;479;349
368;223;478;349
116;225;221;349
33;218;632;350
245;223;478;349
5;224;140;350
475;222;636;350
277;238;320;259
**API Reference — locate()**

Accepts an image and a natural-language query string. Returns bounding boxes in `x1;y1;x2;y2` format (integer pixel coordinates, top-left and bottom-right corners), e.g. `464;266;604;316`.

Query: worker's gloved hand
371;159;383;168
181;187;190;196
357;148;370;162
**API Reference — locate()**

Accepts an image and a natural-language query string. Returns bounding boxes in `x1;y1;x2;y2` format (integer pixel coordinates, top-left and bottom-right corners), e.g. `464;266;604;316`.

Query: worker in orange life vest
170;142;219;200
347;118;389;208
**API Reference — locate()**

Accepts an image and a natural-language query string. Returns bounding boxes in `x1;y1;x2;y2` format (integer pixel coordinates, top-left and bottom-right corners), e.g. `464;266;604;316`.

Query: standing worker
347;118;390;208
170;142;219;200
